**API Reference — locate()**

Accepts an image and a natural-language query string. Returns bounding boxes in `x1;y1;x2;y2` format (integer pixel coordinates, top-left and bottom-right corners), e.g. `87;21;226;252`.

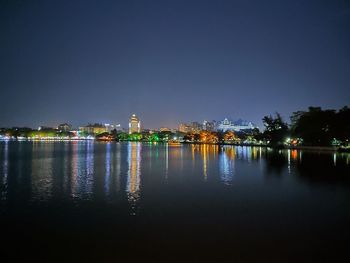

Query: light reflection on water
219;146;235;185
0;141;8;201
127;142;141;215
0;141;349;210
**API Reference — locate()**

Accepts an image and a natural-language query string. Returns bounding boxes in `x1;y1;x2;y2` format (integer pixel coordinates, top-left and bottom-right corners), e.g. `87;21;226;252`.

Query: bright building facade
129;114;141;134
217;118;256;132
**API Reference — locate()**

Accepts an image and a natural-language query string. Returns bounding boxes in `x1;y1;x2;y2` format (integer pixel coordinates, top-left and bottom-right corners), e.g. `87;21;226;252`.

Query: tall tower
129;114;141;134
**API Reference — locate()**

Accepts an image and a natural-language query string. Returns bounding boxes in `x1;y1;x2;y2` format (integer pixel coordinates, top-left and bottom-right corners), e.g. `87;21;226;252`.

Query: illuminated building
179;122;202;133
104;123;121;133
160;127;171;132
190;122;202;133
217;118;256;132
127;142;141;215
179;123;191;133
79;123;106;135
129;114;141;134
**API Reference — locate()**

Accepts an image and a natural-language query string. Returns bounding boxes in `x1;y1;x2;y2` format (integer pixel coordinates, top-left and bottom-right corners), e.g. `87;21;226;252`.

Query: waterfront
1;141;350;261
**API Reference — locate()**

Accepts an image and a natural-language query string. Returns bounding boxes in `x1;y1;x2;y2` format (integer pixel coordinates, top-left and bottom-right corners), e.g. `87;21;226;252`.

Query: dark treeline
263;106;350;147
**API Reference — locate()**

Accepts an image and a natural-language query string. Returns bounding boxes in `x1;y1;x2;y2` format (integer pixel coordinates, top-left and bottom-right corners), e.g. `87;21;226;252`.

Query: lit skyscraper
129;114;141;134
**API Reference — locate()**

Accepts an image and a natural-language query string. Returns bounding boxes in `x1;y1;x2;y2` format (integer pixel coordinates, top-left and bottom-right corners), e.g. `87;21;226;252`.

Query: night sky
1;0;349;129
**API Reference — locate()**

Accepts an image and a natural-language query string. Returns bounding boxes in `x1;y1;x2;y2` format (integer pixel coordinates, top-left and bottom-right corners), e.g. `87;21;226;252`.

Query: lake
0;141;349;262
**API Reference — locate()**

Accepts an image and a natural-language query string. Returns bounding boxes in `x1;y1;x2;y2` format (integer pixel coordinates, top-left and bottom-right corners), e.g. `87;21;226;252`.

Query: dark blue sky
1;0;349;129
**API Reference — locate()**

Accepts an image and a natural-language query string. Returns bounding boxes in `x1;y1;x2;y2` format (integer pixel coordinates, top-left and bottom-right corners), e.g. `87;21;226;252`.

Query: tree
291;107;337;146
262;113;289;146
223;131;237;142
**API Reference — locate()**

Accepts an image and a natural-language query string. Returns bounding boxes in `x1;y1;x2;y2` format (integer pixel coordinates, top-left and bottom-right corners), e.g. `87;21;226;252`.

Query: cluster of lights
285;137;303;146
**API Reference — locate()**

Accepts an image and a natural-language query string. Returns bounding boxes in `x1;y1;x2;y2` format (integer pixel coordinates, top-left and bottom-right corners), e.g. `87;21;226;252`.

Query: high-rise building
129;114;141;134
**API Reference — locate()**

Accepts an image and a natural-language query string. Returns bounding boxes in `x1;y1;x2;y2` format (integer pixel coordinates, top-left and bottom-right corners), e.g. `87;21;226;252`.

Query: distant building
190;122;202;133
79;123;106;135
217;118;256;132
179;123;191;133
160;127;171;132
129;114;141;134
179;122;202;133
202;120;216;131
104;123;121;133
58;123;72;132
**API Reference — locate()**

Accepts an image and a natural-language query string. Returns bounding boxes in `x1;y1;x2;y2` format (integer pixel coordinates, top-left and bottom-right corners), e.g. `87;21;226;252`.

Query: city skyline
0;114;259;131
1;0;349;129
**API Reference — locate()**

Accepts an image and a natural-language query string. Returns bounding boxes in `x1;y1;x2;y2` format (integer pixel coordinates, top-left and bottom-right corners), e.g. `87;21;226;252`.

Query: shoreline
1;139;348;152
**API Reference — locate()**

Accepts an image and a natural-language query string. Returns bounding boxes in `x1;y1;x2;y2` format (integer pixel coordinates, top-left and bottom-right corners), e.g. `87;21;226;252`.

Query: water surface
0;141;349;262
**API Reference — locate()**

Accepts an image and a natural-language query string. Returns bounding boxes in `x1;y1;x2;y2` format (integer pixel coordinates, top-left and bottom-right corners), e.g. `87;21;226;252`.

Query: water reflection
0;141;349;207
73;141;94;199
219;146;235;185
102;142;122;200
236;146;251;162
126;142;141;215
104;143;111;195
165;144;169;181
0;141;8;200
31;142;54;201
201;144;209;181
295;151;350;184
70;141;78;198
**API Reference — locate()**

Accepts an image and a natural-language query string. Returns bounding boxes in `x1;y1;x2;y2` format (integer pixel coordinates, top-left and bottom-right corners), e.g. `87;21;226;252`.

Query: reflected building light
236;146;243;160
291;149;298;161
219;148;234;185
180;145;184;171
104;143;111;196
213;145;218;157
165;144;169;181
77;141;94;198
225;146;236;161
115;144;121;193
287;149;291;174
62;143;68;193
258;147;263;171
31;143;53;202
70;141;78;197
201;144;208;181
1;141;9;200
333;153;337;166
259;147;262;159
252;147;258;160
191;144;195;162
127;142;141;215
245;147;251;162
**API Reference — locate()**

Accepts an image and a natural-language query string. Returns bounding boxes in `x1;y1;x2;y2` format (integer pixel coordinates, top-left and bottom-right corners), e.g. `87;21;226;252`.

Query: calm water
0;141;349;262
